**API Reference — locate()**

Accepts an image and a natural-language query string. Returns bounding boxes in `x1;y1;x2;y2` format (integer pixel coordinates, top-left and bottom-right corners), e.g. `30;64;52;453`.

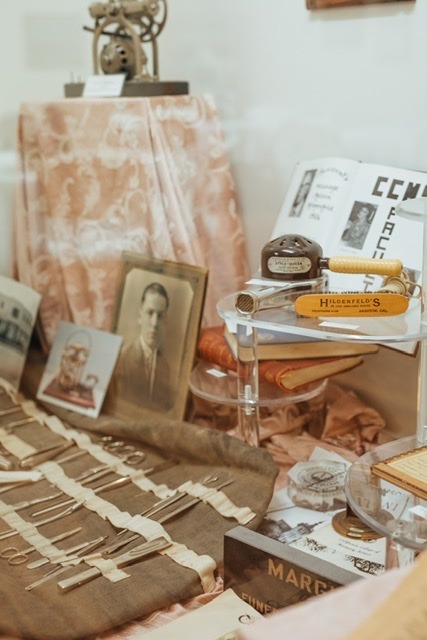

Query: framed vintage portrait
307;0;413;8
106;252;208;422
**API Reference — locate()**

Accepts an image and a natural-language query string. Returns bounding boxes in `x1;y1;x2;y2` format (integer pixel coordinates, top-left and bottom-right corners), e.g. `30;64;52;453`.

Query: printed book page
271;157;359;251
289;521;386;578
327;161;424;292
264;447;387;578
272;157;425;292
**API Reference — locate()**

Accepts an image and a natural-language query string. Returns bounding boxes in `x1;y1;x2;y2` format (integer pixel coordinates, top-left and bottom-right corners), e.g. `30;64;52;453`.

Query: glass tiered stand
215;197;427;567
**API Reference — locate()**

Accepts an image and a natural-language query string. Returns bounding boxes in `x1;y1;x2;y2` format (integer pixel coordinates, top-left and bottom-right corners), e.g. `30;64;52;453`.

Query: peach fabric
236;564;414;640
13;95;250;348
97;578;224;638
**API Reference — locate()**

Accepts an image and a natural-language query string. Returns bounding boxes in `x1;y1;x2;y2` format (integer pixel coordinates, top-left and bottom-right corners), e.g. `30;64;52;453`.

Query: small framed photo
107;252;208;422
0;275;41;391
36;321;123;418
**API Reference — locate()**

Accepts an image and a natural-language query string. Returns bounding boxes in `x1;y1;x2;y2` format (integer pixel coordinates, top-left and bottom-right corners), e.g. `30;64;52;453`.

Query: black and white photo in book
107;252;208;422
289;169;317;218
0;275;41;390
340;201;377;250
272;157;426;290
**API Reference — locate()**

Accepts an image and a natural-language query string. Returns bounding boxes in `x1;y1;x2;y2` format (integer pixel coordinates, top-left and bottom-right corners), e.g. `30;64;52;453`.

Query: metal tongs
57;536;172;592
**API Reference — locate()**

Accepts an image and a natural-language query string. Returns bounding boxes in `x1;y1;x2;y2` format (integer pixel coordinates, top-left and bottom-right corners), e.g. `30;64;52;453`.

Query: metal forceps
98;436;146;465
0;527;82;565
0;443;15;471
19;441;75;469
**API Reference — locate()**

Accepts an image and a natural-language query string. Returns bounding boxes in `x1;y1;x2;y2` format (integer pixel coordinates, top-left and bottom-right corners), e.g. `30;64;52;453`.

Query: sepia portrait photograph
107;252;208;422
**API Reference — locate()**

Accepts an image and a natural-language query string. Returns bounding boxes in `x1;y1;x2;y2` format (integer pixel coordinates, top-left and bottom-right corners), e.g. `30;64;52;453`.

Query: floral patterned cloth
13;95;250;348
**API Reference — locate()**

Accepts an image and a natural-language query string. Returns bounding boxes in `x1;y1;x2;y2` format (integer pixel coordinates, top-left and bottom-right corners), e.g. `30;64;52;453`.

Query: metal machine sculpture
88;0;167;82
65;0;188;97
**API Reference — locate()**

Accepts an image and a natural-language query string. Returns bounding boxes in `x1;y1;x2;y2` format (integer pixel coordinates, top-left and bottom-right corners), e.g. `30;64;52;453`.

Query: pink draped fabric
236;564;414;640
13;95;250;348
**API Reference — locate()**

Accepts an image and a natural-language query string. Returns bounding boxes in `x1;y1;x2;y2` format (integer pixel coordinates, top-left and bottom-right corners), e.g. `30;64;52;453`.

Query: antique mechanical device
235;234;414;318
65;0;188;97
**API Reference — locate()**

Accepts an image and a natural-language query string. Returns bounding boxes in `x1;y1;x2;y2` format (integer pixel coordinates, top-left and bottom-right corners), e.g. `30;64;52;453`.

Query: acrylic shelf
189;359;327;408
217;294;427;344
216;291;426;448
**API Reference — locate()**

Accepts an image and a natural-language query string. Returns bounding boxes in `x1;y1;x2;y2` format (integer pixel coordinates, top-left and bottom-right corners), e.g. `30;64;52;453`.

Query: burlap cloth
0;385;277;640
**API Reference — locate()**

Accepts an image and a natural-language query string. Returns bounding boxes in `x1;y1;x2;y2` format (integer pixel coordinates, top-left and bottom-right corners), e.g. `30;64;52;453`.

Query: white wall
0;0;424;433
0;0;92;274
162;0;427;272
2;1;426;274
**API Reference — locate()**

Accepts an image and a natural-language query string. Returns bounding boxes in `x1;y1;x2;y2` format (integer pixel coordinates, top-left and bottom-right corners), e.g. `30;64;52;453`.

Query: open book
271;157;427;354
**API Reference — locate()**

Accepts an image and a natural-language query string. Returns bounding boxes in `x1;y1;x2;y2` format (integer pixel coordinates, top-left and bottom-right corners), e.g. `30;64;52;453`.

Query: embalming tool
25;535;108;591
138;473;228;519
138;491;186;519
101;478;234;556
3;417;38;433
26;535;111;570
30;476;133;517
56;536;172;593
0;527;82;565
154;478;234;523
29;460;179;517
97;436;146;465
8;465;112;512
0;478;41;495
0;454;14;471
0;501;84;541
56;450;88;464
19;441;75;469
0;406;22;417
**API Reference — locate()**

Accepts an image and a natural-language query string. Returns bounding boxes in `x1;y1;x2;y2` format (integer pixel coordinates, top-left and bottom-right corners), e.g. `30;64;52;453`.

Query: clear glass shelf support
218;196;427;446
235;322;260;447
396;197;427;445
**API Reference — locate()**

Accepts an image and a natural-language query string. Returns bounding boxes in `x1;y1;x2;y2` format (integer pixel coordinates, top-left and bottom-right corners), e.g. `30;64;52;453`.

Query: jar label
267;256;312;274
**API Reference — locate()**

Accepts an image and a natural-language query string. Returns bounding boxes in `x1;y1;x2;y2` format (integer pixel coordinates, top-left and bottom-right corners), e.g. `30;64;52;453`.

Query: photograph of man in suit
289;169;316;218
115;282;173;411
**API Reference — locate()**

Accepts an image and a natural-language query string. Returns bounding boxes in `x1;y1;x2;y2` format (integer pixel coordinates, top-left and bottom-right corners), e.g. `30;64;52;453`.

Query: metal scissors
0;527;82;565
98;436;146;465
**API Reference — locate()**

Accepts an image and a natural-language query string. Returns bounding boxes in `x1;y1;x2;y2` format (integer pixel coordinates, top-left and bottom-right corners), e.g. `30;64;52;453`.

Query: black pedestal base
64;80;190;98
